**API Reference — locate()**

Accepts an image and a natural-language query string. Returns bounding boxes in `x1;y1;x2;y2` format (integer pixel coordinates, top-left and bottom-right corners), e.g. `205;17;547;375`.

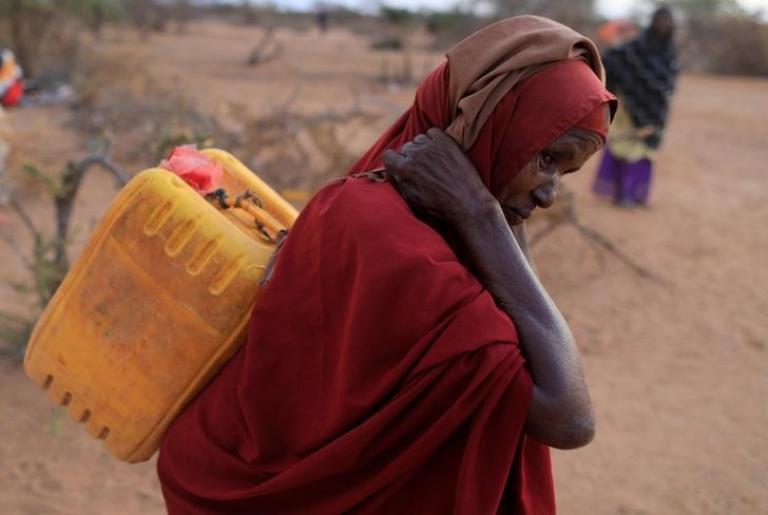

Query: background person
593;6;678;207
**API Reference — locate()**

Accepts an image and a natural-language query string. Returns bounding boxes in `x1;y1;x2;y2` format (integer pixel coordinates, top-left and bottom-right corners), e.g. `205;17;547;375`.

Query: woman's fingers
382;151;413;200
428;128;464;156
403;132;435;156
400;141;417;155
427;127;449;142
426;127;442;138
382;149;406;171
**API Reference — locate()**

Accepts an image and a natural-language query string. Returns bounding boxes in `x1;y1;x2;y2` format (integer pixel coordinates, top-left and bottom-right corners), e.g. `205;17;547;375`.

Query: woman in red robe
159;16;616;514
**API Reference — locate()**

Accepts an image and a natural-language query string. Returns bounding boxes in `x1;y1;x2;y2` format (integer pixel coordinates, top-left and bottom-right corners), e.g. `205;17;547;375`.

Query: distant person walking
593;6;678;206
0;49;24;108
316;7;329;33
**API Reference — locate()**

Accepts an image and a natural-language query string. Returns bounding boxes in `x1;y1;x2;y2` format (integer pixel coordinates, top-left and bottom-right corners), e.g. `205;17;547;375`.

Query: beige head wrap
444;15;605;149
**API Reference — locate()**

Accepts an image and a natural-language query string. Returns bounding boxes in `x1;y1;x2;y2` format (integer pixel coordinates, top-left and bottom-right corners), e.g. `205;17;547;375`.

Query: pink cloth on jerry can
160;146;223;194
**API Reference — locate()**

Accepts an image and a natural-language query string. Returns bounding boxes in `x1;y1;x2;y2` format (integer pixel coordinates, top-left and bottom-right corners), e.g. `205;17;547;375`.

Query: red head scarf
349;59;615;197
159;17;613;515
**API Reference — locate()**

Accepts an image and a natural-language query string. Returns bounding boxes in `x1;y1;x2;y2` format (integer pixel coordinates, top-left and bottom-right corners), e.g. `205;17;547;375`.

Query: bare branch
571;221;665;283
528;220;561;247
76;155;130;186
0;231;32;270
530;185;665;283
8;197;40;238
247;27;283;66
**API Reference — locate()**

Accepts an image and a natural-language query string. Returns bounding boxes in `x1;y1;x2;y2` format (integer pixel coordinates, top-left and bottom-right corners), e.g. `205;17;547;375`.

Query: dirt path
543;73;768;514
0;23;766;514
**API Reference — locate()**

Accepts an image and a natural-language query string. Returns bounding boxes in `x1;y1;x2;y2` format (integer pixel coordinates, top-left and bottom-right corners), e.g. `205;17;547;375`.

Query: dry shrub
707;16;768;76
0;15;80;82
237;109;381;193
676;13;768;76
71;45;233;163
425;11;487;50
27;22;82;83
72;45;161;114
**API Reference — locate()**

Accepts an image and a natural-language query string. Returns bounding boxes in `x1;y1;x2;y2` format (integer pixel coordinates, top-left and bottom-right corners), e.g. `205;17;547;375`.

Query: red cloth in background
0;79;23;107
158;59;613;514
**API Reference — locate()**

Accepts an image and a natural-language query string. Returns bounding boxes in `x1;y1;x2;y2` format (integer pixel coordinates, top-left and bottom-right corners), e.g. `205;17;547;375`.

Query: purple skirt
592;148;653;205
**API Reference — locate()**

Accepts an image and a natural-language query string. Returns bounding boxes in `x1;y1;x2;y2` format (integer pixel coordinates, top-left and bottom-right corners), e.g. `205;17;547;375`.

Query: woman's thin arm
510;222;537;273
453;202;594;449
382;129;593;449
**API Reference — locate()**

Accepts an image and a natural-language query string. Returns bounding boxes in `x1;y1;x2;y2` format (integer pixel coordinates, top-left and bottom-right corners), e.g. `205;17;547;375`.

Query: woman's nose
532;183;558;209
532;170;561;209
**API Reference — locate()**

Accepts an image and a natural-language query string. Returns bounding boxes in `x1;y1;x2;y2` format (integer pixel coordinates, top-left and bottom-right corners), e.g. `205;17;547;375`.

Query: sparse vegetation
0;8;765;515
0;142;127;360
665;0;768;75
0;0;123;79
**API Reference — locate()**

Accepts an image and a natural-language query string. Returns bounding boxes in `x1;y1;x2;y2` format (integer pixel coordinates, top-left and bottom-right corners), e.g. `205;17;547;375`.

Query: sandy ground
0;21;766;514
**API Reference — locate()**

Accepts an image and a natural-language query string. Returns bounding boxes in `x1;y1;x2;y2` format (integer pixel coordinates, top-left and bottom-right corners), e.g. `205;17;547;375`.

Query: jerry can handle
205;188;288;244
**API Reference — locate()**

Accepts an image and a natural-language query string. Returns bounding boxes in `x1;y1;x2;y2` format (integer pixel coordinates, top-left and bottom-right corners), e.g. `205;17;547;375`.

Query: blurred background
0;1;766;514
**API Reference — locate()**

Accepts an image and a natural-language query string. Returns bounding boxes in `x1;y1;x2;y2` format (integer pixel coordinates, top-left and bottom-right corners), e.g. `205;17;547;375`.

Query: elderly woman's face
498;127;603;226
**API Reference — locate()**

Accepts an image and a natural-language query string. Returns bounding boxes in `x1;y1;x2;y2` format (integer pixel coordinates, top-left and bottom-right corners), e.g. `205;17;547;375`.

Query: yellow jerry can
23;149;298;463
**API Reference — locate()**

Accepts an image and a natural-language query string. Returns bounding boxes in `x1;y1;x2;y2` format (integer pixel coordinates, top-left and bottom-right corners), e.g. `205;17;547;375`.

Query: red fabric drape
159;179;551;514
158;59;613;514
349;59;614;197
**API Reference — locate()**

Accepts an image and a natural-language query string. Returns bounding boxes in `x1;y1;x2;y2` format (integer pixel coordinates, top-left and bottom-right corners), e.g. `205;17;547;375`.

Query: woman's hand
383;128;534;264
385;129;594;450
382;128;497;226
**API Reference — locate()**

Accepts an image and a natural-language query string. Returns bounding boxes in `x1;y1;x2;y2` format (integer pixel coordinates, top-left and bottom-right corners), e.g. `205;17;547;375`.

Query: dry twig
529;185;664;283
247;27;283;66
2;141;129;305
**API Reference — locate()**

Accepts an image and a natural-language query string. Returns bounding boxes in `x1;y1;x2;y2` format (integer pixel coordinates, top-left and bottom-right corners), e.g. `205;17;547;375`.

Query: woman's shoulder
309;177;412;221
267;176;491;335
302;177;457;261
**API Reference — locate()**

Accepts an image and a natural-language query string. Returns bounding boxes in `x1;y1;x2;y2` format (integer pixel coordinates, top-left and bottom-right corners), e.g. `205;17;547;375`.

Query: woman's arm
383;129;594;449
452;201;594;449
510;222;536;272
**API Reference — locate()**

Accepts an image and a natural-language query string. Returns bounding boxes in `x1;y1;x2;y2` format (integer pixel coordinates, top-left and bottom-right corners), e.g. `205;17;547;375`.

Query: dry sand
0;21;766;514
